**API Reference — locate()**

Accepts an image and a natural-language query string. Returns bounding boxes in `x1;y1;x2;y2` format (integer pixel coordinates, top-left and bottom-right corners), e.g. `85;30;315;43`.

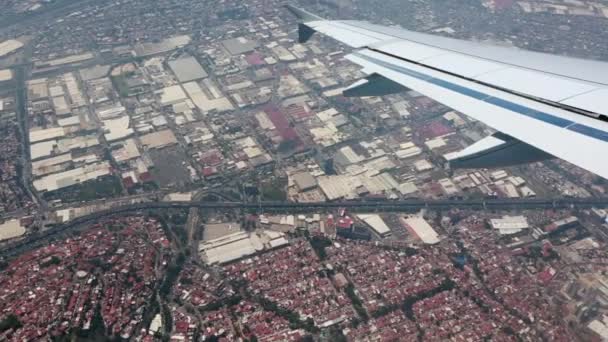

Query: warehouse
357;214;392;238
222;37;259;55
32;153;73;177
199;230;288;265
0;39;24;58
33;162;111;192
159;85;188;106
139;129;178;150
29;127;66;143
490;216;530;235
168;56;208;83
133;35;191;57
30;135;100;160
401;216;440;244
0;69;12;82
103;116;134;142
111;139;141;163
292;172;317;192
0;219;26;241
182;79;233;114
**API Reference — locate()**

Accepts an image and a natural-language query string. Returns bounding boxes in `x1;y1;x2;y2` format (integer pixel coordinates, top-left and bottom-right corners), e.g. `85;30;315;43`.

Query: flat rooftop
222;37;259;55
168;56;208;83
402;216;440;244
139;129;178;149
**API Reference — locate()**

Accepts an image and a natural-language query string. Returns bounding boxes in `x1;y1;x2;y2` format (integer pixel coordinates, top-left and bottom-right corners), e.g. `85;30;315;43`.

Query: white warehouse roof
490;215;530;235
0;40;24;57
402;216;440;244
357;214;391;237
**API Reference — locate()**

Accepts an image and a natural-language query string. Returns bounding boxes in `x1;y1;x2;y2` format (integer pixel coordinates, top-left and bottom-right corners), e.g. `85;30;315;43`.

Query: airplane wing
287;5;608;179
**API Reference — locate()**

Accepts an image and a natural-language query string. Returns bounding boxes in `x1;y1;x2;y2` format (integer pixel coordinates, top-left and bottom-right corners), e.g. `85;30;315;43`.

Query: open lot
148;146;192;188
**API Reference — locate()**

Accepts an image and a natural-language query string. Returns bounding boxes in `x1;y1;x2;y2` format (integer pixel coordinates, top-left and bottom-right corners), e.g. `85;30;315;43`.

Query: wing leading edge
287;5;608;179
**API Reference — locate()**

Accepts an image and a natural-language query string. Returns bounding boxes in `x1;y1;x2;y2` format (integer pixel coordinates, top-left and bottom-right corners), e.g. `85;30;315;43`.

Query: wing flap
474;67;598;103
561;89;608;117
421;53;508;78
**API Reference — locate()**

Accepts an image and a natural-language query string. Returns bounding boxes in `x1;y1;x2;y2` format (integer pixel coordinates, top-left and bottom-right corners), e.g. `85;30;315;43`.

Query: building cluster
1;0;608;340
324;240;447;315
355;0;608;61
327;228;573;340
0;216;170;341
18;0;608;210
171;264;231;309
0;95;34;217
515;1;608;17
149;262;307;342
224;240;356;327
199;229;289;265
482;0;608;16
0;1;45;15
343;310;418;341
26;73;117;199
2;204;607;340
2;0;606;223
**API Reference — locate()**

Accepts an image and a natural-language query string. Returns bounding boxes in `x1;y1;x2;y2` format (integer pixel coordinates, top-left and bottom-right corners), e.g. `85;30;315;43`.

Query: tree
277;140;298;153
0;314;22;332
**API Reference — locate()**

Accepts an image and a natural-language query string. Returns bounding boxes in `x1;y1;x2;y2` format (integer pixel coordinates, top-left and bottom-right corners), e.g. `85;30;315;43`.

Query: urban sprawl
1;0;608;341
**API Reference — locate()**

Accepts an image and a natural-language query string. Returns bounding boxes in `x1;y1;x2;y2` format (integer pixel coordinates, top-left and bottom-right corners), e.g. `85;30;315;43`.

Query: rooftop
0;219;26;241
0;69;13;82
490;215;530;235
199;230;288;265
168;56;208;83
402;216;440;244
357;214;392;237
139;130;178;149
222;37;259;55
0;39;24;57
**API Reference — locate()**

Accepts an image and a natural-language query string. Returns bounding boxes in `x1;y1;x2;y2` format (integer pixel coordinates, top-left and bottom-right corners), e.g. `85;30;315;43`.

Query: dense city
1;0;608;340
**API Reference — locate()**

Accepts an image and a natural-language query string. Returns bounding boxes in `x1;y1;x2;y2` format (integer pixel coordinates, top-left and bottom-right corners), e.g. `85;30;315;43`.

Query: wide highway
2;197;608;258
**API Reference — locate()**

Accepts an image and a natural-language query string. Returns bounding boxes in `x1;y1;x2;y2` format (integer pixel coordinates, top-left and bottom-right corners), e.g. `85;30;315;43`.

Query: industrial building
182;79;234;114
159;85;188;106
545;216;579;233
357;214;392;238
29;127;66;143
199;230;289;265
33;161;112;192
111;139;141;163
292;172;317;192
490;216;530;235
0;69;13;82
0;219;26;241
103;116;134;142
168;56;208;83
0;39;24;58
139;130;178;150
401;216;440;244
222;37;259;55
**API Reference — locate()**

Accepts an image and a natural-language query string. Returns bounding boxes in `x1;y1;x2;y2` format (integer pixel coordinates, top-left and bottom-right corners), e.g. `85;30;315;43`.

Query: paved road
2;197;608;258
